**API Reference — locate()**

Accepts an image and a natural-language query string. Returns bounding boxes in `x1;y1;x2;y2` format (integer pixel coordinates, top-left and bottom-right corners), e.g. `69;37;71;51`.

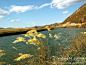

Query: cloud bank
0;0;85;15
7;0;85;14
51;0;86;9
0;9;9;15
9;5;34;14
0;9;9;19
0;15;4;19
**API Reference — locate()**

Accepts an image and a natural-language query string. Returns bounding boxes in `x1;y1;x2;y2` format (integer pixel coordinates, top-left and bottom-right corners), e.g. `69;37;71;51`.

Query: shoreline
0;28;48;37
0;27;85;37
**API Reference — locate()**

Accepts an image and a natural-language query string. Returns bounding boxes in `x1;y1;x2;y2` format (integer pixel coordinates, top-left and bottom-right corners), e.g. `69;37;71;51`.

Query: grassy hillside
49;3;86;28
62;3;86;24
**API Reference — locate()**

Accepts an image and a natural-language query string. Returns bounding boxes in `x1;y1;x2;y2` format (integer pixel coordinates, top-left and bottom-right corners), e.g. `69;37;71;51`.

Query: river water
0;28;86;64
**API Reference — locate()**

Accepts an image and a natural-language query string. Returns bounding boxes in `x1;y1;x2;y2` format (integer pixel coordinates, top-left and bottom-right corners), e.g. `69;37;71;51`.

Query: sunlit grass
0;26;61;35
0;26;86;65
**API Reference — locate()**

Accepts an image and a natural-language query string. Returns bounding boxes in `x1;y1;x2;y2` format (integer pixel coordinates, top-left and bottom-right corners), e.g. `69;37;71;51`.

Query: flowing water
0;28;86;64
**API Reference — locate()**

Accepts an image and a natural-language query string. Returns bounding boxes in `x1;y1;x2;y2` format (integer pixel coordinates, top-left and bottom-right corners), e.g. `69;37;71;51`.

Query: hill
62;3;86;24
50;3;86;28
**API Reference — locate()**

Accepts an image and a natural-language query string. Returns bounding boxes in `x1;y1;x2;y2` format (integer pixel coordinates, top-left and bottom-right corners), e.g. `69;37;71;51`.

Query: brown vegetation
49;3;86;28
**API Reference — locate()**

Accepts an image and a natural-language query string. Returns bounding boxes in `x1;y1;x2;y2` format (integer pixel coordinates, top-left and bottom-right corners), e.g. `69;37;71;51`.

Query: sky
0;0;86;28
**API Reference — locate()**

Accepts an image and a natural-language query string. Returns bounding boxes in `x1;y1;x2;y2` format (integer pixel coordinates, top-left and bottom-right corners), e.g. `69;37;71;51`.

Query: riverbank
0;28;86;65
0;27;56;37
0;26;86;37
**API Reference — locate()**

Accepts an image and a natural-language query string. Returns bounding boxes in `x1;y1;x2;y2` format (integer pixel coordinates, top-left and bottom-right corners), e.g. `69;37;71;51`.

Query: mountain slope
62;3;86;24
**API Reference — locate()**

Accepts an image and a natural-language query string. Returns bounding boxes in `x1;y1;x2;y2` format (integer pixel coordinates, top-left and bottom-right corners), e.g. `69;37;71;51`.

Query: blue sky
0;0;86;28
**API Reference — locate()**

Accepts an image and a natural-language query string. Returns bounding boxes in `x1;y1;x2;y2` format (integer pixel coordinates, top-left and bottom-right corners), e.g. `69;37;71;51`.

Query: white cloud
8;4;51;13
4;0;85;15
10;19;20;22
35;0;86;9
43;24;46;25
10;20;15;22
0;9;9;15
63;11;69;14
51;0;86;9
7;18;9;19
0;15;4;19
9;5;34;14
34;3;51;9
16;19;20;21
57;21;62;23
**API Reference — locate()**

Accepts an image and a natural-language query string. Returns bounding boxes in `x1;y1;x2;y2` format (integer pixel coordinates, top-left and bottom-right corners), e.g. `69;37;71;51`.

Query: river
0;28;86;64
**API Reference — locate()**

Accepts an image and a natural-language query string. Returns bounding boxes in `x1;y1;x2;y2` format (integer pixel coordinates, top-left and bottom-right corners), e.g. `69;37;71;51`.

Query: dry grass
0;28;32;34
59;33;86;64
0;27;47;35
0;26;86;65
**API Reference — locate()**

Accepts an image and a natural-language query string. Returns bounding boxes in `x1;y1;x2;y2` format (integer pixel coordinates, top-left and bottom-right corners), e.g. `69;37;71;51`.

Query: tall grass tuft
0;26;86;65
